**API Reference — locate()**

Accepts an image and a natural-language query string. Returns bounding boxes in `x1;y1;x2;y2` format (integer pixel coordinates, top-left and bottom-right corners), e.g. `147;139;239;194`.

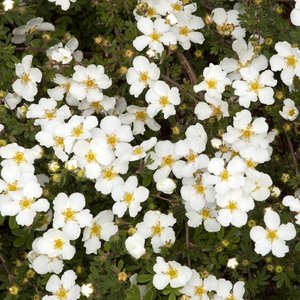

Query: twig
0;254;14;283
177;52;198;85
285;132;299;176
150;194;172;203
185;222;191;268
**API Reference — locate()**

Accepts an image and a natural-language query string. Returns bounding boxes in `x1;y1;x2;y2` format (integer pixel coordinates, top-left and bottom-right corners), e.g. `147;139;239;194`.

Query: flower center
135;111;147;121
71;124;84;138
91;102;103;113
217;23;235;35
123;192;134;205
149;31;161;41
19;197;33;210
240;125;253;140
21;73;30;84
226;294;236;300
161;155;174;167
55;285;68;300
54;136;65;147
90;223;101;237
159;96;169;107
102;167;116;180
186;151;197;163
227;200;238;212
249;80;262;93
201;208;211;220
62;208;76;222
43;109;56;120
288;108;295;116
179;26;190;36
285;55;297;68
166;266;178;279
85;150;97;163
219;170;230;181
151;222;164;236
106;134;119;149
13;151;26;165
132;146;144;156
84;77;97;90
7;181;20;192
206;79;217;89
267;229;278;242
147;7;157;17
64;82;71;93
53;239;64;250
195;285;205;296
172;3;182;11
194;183;205;195
139;72;149;83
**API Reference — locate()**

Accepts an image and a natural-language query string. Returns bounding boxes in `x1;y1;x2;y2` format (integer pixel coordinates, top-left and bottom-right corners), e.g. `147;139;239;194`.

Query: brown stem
150;194;172;203
0;254;14;283
285;133;299;176
185;222;191;268
177;52;198;85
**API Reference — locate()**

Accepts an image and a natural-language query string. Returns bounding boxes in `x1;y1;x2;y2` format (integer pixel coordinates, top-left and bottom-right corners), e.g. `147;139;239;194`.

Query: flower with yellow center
186;151;197;163
266;229;278;242
151;222;164;237
62;208;76;222
13;151;26;165
217;23;235;36
285;55;297;68
200;208;212;220
71;124;83;138
90;223;101;237
179;26;190;36
54;136;65;147
85;150;97;163
43;109;56;120
227;200;238;212
149;31;161;41
135;110;147;121
21;73;31;84
166;266;179;279
139;72;149;83
84;77;97;90
194;285;205;296
53;238;65;250
102;167;116;181
161;155;174;167
106;134;119;149
55;286;68;300
240;125;253;140
6;181;20;192
19;197;33;210
90;102;103;113
219;169;230;181
123;192;134;205
159;96;170;107
132;146;144;156
249;80;262;93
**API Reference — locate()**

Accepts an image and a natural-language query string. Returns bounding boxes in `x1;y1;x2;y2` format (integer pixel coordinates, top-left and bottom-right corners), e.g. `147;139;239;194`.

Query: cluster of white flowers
2;0;300;298
153;256;246;300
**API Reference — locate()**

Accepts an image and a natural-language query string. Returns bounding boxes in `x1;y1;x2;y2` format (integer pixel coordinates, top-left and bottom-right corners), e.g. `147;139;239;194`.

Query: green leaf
137;274;153;283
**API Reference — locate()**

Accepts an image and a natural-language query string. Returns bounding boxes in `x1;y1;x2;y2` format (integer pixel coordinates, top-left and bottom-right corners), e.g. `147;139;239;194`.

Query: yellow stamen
53;239;64;250
123;192;134;205
62;208;76;222
90;223;101;237
13;152;26;165
151;222;164;236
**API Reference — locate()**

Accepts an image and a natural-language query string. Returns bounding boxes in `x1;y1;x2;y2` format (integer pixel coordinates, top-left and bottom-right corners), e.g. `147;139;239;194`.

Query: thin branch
285;132;299;176
0;254;14;284
185;222;191;268
151;194;172;203
177;52;197;85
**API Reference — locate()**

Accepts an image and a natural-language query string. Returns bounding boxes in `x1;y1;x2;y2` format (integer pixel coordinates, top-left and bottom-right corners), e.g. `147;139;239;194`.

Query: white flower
133;17;176;55
194;94;229;120
125;233;146;259
147;140;181;182
156;177;177;194
270;41;300;86
1;189;49;226
279;98;299;121
145;80;181;119
12;55;42;102
282;195;300;225
73;137;115;179
48;0;76;11
70;64;112;101
216;189;254;227
136;210;176;253
82;210;118;254
126;56;160;97
187;201;221;232
95;115;134;151
153;257;192;290
3;93;22;110
46;37;83;64
227;258;238;269
12;17;55;44
250;209;296;257
27;97;71;127
222;109;273;163
180;270;217;300
291;0;300;26
232;68;277;108
194;64;231;99
42;270;80;300
212;8;245;39
3;0;14;11
119;105;160;135
203;156;245;194
36;228;76;260
111;176;149;217
215;280;245;300
53;192;93;240
0;124;3;132
78;96;116;116
81;283;94;298
172;12;205;50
